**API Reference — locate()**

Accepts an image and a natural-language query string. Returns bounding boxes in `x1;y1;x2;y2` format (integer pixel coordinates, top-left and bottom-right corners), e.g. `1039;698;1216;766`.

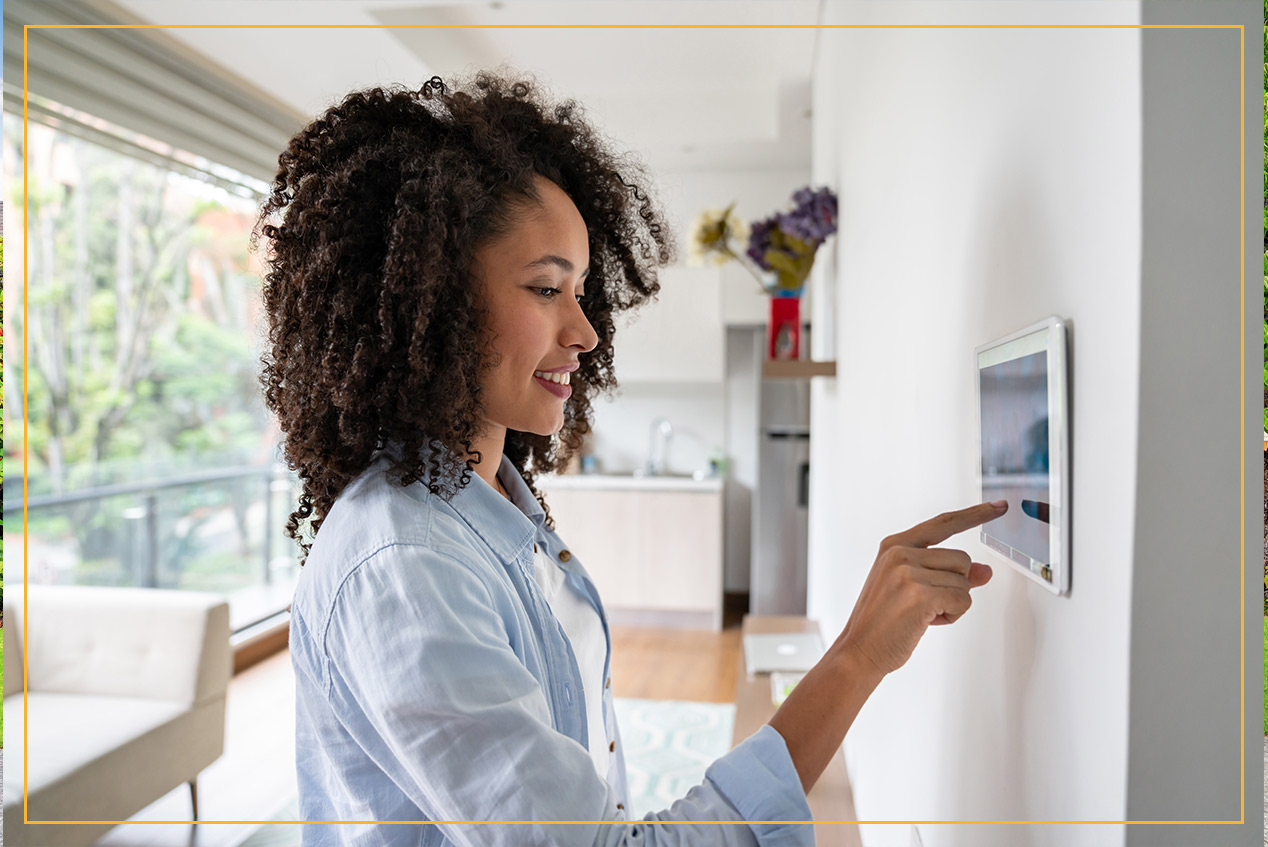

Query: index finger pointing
884;501;1008;550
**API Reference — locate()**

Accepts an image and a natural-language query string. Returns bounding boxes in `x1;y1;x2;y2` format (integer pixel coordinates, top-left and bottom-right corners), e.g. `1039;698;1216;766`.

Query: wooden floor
87;622;743;846
610;624;742;703
94;649;298;847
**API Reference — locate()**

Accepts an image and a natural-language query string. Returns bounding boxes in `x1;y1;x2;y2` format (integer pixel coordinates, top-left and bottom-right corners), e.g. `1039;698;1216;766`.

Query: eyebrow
524;255;590;278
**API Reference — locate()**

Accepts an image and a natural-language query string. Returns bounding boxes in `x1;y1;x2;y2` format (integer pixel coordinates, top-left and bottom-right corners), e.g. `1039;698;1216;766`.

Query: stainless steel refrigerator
751;377;811;615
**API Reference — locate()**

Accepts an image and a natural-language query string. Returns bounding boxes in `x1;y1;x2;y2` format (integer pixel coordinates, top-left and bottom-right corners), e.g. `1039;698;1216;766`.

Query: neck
470;423;508;498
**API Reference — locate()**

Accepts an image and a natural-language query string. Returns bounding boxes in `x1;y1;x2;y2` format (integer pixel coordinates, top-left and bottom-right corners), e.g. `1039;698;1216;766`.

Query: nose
564;295;599;354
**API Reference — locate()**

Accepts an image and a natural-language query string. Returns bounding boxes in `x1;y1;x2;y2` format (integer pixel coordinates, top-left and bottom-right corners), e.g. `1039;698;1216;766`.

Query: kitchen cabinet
720;262;771;326
538;476;724;630
612;266;723;382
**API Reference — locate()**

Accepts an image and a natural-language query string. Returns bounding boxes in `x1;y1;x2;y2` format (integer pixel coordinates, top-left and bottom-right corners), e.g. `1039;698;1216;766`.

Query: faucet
643;417;674;476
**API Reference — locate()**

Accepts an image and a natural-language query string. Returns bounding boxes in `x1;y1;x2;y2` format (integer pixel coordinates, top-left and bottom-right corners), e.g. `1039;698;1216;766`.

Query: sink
630;468;712;481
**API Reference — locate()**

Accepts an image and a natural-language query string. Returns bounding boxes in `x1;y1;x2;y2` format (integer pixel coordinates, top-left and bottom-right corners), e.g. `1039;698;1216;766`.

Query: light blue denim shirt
289;445;813;845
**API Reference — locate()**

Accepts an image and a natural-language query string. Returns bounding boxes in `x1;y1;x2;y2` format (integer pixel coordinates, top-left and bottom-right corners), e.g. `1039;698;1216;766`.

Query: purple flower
746;215;779;271
782;187;838;244
740;186;839;294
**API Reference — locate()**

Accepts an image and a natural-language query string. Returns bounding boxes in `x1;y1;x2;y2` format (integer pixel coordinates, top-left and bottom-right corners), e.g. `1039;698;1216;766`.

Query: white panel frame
974;315;1071;597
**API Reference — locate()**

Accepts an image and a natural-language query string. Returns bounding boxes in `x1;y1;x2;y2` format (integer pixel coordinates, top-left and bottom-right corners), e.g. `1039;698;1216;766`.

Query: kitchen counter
536;475;725;629
536;473;723;493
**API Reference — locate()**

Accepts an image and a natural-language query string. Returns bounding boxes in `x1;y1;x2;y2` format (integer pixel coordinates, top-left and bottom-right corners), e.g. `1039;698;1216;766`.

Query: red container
768;296;800;360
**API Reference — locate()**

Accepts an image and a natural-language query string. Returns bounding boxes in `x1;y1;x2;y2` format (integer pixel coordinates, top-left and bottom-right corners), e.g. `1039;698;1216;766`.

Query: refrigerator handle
797;461;810;507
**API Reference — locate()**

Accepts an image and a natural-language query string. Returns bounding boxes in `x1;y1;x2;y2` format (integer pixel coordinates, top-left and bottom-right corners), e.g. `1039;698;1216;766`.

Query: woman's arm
769;501;1005;793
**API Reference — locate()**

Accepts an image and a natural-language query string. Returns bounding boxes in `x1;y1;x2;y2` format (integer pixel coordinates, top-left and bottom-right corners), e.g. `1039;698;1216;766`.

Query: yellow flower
687;204;748;267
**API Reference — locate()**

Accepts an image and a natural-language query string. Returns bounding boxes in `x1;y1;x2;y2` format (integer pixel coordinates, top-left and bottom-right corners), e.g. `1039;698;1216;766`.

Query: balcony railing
4;464;300;633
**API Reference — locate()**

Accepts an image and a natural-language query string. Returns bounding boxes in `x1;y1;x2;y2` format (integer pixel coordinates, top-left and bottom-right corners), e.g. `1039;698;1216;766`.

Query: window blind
3;0;307;189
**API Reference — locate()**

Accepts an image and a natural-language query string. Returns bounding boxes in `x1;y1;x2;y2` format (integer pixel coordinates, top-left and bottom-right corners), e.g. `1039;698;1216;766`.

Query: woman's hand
838;500;1005;677
770;500;1005;794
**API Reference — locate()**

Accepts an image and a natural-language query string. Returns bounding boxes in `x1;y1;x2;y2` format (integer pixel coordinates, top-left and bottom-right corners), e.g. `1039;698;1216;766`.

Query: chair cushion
4;691;184;803
10;585;230;703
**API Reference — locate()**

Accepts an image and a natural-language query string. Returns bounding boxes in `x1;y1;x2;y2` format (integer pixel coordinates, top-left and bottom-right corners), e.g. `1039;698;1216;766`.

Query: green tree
7;129;265;485
4;122;268;586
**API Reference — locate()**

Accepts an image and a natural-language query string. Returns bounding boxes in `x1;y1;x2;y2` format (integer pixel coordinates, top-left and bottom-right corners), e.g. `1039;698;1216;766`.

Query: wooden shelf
762;359;837;379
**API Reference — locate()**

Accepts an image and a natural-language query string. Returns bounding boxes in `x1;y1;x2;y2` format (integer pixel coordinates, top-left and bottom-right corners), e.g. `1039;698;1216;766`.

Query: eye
534;286;586;304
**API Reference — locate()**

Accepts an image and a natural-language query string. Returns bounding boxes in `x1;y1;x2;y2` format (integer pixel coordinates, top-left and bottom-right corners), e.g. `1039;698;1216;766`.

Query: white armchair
3;585;231;846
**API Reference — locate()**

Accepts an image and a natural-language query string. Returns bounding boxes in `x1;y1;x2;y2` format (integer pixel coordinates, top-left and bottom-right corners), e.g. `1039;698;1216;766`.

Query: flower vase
768;295;800;360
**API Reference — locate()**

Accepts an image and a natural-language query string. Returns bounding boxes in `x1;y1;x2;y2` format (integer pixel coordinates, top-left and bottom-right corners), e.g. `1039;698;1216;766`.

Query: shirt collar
382;439;543;564
450;454;542;565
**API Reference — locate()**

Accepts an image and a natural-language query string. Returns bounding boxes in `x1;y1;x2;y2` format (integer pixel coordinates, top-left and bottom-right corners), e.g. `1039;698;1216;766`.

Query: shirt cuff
704;724;815;845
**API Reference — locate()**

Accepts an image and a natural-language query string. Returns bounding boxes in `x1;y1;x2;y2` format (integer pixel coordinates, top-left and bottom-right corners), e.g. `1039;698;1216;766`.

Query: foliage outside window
3;111;295;628
1;203;5;618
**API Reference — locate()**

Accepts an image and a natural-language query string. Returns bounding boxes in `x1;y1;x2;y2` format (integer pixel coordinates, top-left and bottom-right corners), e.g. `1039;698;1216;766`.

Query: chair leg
189;779;199;821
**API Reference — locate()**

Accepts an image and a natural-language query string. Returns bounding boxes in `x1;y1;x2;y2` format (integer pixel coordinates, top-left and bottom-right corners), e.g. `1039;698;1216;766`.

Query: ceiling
109;0;821;172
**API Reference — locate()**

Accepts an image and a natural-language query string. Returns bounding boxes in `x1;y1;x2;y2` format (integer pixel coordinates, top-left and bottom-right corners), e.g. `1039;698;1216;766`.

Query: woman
258;71;1001;846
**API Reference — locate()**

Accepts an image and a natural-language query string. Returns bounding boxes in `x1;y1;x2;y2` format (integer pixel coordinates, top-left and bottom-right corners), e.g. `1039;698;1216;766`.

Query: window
3;105;297;632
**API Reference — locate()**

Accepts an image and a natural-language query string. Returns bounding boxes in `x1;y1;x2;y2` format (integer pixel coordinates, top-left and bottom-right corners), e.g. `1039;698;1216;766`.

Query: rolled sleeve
704;725;815;845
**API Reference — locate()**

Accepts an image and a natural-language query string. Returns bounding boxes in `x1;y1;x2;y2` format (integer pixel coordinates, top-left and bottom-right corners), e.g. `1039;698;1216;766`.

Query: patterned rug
236;698;735;846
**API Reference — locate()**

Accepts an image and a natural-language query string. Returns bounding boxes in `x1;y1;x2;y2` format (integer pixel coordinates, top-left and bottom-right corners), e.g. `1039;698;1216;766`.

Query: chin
518;416;565;438
538;419;565;437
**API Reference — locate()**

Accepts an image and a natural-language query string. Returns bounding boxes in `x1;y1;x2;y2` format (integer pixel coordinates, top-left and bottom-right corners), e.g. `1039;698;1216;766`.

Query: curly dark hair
255;71;674;560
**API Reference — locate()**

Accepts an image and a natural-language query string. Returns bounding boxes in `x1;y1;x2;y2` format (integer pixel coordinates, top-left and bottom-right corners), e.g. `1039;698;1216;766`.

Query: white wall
653;168;815;255
808;3;1258;845
807;3;1142;845
587;382;725;476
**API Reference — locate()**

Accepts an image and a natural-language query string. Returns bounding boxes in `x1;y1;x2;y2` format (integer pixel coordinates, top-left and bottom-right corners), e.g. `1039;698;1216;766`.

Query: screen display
979;348;1050;566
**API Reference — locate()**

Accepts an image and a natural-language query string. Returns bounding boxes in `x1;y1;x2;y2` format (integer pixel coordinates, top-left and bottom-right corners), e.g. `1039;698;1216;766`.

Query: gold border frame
17;19;1250;830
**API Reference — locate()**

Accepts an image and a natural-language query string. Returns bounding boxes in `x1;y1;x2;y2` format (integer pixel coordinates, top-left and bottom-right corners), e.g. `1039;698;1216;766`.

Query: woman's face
472;176;599;438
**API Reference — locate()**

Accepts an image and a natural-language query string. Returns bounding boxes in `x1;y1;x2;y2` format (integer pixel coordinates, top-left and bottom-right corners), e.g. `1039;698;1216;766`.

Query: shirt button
609;740;616;752
532;543;538;554
605;677;611;690
616;803;624;811
558;549;572;562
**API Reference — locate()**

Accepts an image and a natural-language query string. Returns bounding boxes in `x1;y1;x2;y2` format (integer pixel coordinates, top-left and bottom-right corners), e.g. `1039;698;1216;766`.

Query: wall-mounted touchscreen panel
975;317;1069;596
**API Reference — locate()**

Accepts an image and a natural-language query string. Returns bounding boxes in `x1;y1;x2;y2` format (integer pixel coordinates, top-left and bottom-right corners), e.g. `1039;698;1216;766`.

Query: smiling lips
532;369;572;398
532;369;571;385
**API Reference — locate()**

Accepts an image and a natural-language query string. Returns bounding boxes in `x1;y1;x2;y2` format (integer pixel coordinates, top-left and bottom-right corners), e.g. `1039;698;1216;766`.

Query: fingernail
991;500;1008;509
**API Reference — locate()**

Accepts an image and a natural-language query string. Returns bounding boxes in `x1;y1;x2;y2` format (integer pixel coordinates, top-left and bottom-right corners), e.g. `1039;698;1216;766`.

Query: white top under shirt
531;542;610;781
